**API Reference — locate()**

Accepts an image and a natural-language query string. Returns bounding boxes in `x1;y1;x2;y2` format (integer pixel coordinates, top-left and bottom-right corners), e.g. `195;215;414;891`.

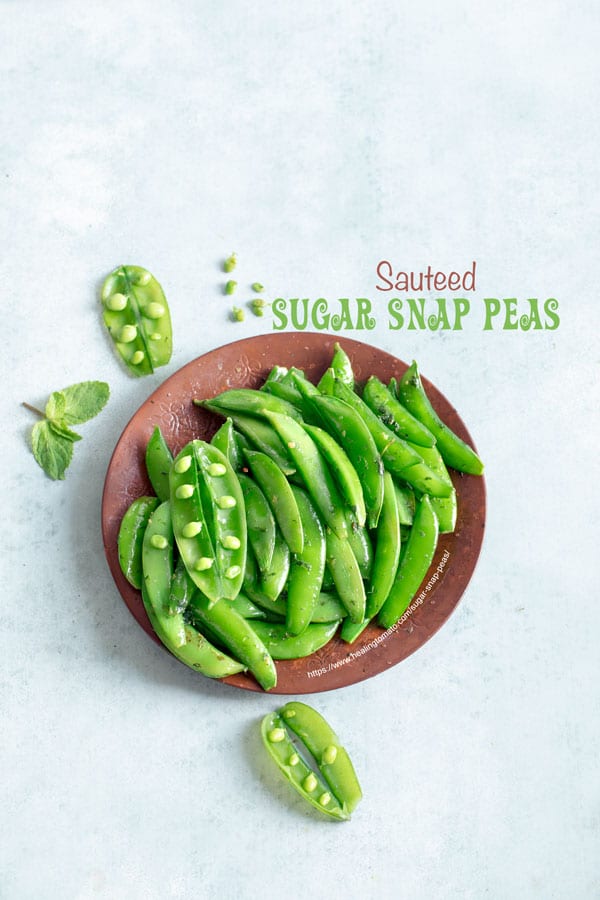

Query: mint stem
22;402;45;418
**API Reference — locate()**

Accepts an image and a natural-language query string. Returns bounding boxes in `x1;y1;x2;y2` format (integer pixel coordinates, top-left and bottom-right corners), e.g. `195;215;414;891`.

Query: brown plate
101;333;486;694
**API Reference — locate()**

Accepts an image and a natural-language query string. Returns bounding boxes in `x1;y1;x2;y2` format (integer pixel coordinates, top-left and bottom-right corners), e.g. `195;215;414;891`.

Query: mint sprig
24;381;110;480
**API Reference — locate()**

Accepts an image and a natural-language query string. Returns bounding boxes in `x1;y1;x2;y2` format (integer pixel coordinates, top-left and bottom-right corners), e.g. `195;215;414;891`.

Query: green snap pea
378;495;439;628
262;376;320;425
227;592;269;620
330;377;452;499
365;472;401;619
211;418;251;472
141;501;185;648
101;265;172;376
262;410;348;540
325;527;366;624
407;442;457;534
346;515;373;580
280;701;362;817
210;410;296;476
260;528;291;601
169;440;246;604
394;482;416;525
310;394;384;529
286;486;326;635
329;342;355;388
168;556;195;616
362;375;436;447
248;621;338;659
142;583;246;679
238;473;277;573
261;710;350;821
199;388;303;423
303;424;366;528
244;450;304;554
398;362;484;475
145;426;174;502
190;592;277;691
118;495;159;588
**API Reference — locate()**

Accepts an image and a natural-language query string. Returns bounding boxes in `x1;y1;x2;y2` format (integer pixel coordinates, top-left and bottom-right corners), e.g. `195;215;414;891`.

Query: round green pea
174;455;192;474
225;565;241;579
194;557;214;571
106;292;127;311
131;350;145;365
119;324;137;343
222;535;241;550
217;495;236;509
207;462;227;477
268;728;285;743
145;302;165;319
322;745;338;765
150;533;168;550
175;484;194;499
303;773;318;793
182;521;203;538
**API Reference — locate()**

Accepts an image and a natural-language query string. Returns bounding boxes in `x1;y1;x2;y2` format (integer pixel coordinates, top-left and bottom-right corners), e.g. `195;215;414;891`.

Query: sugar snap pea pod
260;528;290;601
286;486;326;635
398;362;484;475
211;418;250;472
378;495;439;628
210;410;295;476
168;556;195;616
170;440;246;604
262;365;288;385
118;496;159;588
362;375;436;448
142;501;185;648
249;621;338;659
237;472;276;573
145;426;173;502
227;592;269;620
331;378;452;498
262;378;320;425
244;450;304;554
261;711;350;821
316;366;336;395
346;514;373;580
340;615;369;644
101;265;172;376
262;410;348;540
329;341;355;388
141;584;246;678
198;389;303;423
310;394;384;529
190;593;277;690
407;442;457;534
365;472;401;619
303;424;366;528
280;701;362;816
325;527;366;624
312;591;347;622
394;482;416;526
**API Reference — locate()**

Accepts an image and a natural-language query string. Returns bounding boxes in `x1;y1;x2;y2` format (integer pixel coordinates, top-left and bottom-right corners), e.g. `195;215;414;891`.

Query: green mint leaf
45;390;66;422
59;381;110;424
31;420;74;480
48;420;83;443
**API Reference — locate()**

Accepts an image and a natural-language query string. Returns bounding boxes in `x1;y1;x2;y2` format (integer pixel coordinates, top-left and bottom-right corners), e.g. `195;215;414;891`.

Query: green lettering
483;298;501;330
272;298;288;331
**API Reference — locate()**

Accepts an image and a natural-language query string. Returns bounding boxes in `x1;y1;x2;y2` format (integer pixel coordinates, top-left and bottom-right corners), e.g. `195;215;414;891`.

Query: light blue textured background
2;2;598;898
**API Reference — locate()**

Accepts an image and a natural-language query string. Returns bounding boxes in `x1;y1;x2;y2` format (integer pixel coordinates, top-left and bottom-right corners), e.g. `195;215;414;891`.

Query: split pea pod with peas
101;265;172;376
261;701;362;820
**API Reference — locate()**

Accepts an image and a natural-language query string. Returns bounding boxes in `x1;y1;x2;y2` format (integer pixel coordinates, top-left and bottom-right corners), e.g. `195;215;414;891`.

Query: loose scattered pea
251;282;264;292
225;280;237;295
250;298;269;317
231;306;245;322
223;252;237;273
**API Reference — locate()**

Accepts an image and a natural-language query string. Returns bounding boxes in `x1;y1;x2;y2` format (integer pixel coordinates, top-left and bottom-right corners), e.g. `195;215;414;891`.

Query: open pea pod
169;440;246;604
101;265;172;376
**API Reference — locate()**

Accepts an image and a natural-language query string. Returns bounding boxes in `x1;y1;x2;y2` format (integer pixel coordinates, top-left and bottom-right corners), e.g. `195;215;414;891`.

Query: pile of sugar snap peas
118;342;484;694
